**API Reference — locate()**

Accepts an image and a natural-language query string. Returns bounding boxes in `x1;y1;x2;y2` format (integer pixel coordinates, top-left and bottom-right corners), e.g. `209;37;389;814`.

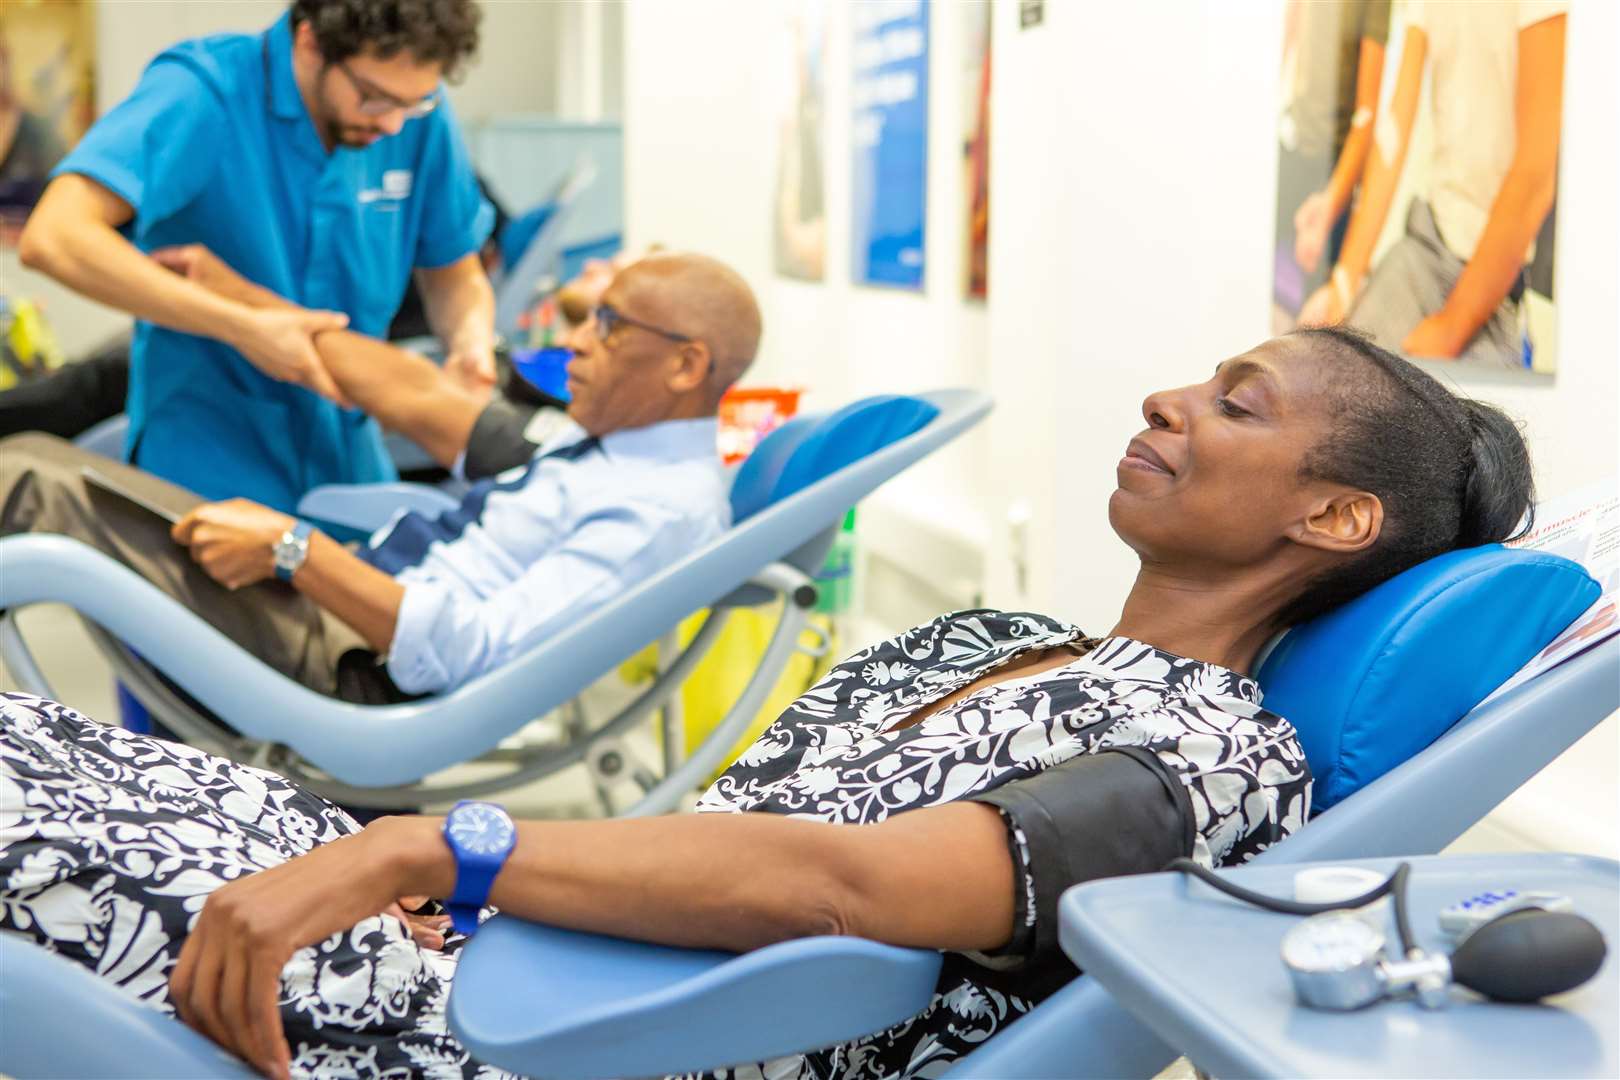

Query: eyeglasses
592;303;692;344
334;61;439;118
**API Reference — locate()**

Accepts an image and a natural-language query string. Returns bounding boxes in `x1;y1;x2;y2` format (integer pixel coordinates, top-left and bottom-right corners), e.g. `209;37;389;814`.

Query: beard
330;122;386;148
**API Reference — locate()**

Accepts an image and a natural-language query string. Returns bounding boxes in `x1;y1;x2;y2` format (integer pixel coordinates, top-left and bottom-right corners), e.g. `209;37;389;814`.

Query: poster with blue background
852;0;929;289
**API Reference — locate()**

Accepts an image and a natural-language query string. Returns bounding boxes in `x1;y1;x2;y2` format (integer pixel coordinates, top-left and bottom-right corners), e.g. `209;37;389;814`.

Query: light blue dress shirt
374;417;728;694
52;13;493;512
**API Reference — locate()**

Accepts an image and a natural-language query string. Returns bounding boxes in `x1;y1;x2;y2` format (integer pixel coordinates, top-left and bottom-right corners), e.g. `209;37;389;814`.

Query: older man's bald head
615;253;763;399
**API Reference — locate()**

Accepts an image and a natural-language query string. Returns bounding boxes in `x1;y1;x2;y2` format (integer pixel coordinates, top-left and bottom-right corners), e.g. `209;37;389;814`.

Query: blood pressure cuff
967;749;1189;994
463;397;575;480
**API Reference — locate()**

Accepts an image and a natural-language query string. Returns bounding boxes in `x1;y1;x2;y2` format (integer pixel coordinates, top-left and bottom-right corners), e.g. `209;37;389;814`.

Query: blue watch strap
446;900;483;936
443;801;516;935
448;857;502;933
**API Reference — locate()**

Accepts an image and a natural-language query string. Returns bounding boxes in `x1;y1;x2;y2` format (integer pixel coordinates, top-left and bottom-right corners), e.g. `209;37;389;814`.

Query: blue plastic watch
442;800;517;935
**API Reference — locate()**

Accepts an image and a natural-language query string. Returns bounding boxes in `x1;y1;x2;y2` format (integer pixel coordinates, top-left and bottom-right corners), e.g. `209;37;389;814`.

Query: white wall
988;0;1616;856
625;0;1620;623
993;0;1618;628
622;0;1617;852
624;0;995;620
997;0;1288;623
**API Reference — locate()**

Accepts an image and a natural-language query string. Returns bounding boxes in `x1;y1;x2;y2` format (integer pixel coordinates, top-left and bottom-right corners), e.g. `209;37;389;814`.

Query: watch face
448;803;515;856
1282;913;1385;974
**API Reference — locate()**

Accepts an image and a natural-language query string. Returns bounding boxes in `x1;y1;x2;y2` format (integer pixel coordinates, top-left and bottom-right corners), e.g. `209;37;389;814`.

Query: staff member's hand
445;335;497;395
233;307;352;404
154;244;353;405
169;823;437;1080
173;499;295;590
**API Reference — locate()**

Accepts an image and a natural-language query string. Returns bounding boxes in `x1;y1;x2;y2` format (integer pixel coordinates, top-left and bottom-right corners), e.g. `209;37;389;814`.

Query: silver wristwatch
272;520;314;582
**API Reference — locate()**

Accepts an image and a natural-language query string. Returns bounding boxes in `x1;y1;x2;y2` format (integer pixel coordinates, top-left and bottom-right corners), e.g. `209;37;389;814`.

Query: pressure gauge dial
1281;912;1388;1009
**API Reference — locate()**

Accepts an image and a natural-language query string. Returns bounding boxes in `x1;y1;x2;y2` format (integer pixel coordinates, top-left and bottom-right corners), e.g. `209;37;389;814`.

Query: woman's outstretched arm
170;804;1015;1080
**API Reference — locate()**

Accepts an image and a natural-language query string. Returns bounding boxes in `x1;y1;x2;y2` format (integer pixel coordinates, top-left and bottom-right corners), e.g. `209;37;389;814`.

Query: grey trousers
1348;199;1524;370
0;432;371;698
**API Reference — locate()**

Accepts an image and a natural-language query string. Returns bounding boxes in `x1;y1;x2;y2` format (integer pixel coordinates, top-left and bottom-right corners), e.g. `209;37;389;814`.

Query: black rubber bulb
1450;908;1608;1003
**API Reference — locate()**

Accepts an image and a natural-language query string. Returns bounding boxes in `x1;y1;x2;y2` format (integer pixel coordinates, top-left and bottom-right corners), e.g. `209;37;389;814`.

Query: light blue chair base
0;934;254;1079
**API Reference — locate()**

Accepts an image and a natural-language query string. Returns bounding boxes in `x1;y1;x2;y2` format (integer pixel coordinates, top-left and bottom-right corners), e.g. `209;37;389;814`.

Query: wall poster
1273;0;1567;376
0;0;95;245
772;0;827;281
852;0;929;290
962;0;990;300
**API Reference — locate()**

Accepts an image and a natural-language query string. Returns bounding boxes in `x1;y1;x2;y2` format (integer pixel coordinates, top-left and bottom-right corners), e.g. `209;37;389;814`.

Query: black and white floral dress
0;692;516;1079
0;609;1310;1080
696;610;1312;1079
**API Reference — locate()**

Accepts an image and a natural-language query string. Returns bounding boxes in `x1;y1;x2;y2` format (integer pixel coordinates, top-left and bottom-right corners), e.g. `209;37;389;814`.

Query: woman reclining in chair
0;327;1532;1079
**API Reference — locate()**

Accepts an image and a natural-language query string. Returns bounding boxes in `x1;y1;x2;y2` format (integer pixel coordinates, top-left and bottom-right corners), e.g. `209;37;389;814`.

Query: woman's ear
1291;490;1383;554
668;340;714;394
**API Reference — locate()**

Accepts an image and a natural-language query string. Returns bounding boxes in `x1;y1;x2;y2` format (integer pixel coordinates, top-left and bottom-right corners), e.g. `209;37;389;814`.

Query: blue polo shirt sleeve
412;97;495;269
52;55;227;224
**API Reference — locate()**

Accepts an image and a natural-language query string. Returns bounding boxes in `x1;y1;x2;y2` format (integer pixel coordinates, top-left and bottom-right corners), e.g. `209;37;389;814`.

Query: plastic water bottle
816;509;857;615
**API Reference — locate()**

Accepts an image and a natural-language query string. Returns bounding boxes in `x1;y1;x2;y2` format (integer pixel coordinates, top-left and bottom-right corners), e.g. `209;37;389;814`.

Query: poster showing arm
852;0;929;290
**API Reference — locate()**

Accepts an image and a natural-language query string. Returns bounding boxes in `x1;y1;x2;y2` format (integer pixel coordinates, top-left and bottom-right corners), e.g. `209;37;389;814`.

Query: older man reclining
0;252;761;701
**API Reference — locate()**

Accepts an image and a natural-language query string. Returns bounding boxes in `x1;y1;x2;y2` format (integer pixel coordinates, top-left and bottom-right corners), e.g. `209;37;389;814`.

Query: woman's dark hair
290;0;481;81
1276;326;1535;626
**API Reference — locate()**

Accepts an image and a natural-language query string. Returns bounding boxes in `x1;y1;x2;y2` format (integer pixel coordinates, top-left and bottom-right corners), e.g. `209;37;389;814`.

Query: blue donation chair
2;517;1613;1077
0;391;981;813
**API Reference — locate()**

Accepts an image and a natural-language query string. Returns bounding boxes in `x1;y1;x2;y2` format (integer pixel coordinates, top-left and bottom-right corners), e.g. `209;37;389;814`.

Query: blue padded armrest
448;917;942;1079
0;934;252;1079
297;481;461;538
1257;544;1598;809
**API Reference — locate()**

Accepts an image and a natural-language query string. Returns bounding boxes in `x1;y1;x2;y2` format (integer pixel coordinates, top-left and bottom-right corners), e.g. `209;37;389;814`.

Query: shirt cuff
385;582;453;694
416;199;496;270
51;160;145;217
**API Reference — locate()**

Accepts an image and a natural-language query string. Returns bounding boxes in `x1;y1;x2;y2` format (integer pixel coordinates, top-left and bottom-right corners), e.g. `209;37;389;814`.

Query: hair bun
1456;399;1535;548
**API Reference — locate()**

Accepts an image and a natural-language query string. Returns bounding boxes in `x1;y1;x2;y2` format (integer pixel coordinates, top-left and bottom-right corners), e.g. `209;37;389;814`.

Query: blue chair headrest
729;395;940;523
1257;544;1597;810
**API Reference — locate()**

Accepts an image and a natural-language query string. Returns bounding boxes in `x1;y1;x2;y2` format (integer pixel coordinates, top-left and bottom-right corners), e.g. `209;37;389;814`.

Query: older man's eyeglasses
592;304;692;344
334;61;439;118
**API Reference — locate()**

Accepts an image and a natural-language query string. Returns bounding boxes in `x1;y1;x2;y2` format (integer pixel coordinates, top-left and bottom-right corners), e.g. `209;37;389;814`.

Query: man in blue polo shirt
17;0;495;512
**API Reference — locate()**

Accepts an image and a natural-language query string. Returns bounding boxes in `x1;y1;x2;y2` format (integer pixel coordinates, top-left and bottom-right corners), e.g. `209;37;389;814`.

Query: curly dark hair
289;0;481;81
1276;326;1535;626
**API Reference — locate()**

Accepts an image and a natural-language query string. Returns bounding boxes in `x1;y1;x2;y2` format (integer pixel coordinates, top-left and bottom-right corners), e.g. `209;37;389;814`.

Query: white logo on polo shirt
358;169;414;204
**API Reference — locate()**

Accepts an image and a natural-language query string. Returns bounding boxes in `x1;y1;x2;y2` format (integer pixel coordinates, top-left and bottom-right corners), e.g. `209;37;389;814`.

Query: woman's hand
386;895;453;950
169;823;431;1080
